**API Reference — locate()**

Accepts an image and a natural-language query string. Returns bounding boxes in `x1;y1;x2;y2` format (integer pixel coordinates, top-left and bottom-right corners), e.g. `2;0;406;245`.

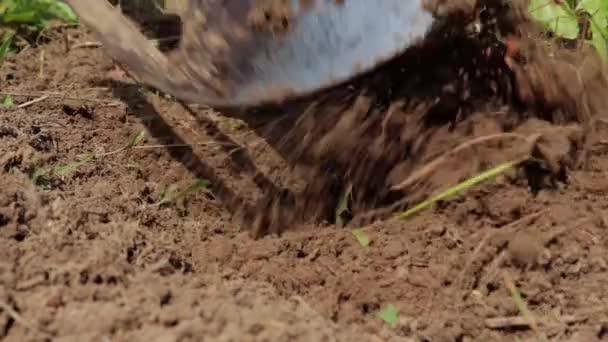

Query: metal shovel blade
64;0;435;108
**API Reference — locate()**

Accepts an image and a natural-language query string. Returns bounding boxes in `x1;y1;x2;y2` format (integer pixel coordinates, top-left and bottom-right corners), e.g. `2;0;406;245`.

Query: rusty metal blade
64;0;434;107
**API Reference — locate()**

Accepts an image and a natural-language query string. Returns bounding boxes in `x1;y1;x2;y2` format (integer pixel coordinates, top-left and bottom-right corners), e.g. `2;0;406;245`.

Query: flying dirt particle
300;0;315;10
248;0;294;35
203;31;230;53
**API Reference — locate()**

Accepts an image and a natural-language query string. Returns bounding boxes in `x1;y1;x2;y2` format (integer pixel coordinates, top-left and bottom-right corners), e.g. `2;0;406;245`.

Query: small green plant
158;178;210;208
30;166;52;189
53;153;94;176
528;0;608;61
125;130;146;151
157;178;210;217
0;0;78;56
376;304;399;328
1;94;14;106
0;0;78;27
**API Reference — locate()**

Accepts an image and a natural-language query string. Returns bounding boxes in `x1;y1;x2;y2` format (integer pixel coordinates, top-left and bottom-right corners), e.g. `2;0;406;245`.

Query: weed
0;0;77;27
98;130;147;157
157;178;211;217
528;0;608;61
0;0;78;53
30;166;52;189
1;94;14;106
376;304;399;329
53;153;94;176
158;178;210;208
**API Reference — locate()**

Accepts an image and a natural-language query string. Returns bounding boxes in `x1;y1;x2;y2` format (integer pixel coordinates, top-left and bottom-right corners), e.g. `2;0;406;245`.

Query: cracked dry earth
2;7;608;342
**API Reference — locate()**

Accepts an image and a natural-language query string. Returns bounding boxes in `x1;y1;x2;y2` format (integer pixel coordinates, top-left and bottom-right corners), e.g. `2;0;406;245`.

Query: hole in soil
486;281;499;294
183;262;193;274
79;271;89;285
164;319;179;327
0;214;8;227
13;231;26;242
93;275;104;285
160;291;172;306
2;317;15;338
126;246;137;263
360;302;380;314
598;324;608;339
107;276;119;285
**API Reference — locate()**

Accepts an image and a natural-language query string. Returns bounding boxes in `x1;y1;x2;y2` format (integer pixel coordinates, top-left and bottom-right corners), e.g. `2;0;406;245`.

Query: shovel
63;0;435;108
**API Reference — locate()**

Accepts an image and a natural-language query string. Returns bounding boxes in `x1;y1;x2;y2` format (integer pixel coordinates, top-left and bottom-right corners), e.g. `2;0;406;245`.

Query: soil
247;0;294;35
2;0;608;341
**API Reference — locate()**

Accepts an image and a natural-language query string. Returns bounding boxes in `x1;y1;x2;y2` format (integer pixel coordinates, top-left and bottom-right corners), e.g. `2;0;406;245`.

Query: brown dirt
248;0;295;35
2;0;608;341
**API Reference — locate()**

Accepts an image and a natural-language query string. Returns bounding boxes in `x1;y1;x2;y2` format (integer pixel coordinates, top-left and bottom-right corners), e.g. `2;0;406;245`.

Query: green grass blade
127;130;146;149
335;184;352;227
399;159;522;219
351;228;370;247
53;154;94;176
577;0;608;61
504;273;549;342
178;178;210;199
158;178;210;206
0;32;14;64
589;17;608;61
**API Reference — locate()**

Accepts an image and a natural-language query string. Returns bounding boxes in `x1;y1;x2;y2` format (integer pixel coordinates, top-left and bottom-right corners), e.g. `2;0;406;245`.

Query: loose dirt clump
2;0;608;341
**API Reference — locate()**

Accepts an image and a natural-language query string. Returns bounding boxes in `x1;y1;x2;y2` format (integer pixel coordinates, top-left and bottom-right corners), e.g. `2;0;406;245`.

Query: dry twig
17;95;50;109
0;91;121;106
485;314;581;329
71;41;103;49
0;300;53;338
